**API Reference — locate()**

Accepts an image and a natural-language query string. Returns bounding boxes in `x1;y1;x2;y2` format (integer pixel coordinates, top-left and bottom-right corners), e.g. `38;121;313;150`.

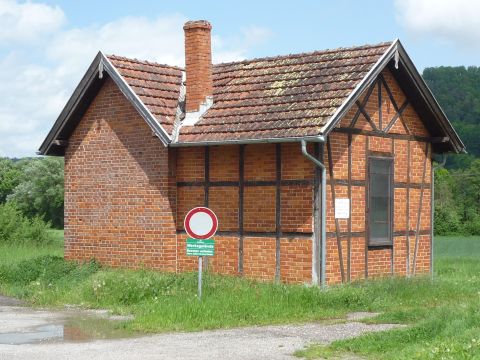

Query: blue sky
1;0;479;157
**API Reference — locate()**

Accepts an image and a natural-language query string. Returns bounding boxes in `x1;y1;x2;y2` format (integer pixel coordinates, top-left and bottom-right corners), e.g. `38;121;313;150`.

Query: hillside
423;66;480;168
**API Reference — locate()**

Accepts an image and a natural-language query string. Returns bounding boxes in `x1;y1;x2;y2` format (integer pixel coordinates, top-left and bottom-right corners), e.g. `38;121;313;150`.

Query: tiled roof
107;42;393;142
179;42;393;143
106;55;183;135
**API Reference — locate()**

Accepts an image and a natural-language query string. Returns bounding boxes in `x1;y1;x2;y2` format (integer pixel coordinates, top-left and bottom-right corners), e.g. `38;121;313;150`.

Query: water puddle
0;307;137;345
0;324;63;345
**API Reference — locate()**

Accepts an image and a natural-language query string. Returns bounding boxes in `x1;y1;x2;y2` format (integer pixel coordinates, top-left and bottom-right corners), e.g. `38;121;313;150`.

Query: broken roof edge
38;51;173;156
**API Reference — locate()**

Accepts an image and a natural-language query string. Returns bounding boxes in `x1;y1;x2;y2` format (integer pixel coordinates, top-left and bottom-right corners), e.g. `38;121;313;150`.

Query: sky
1;0;480;157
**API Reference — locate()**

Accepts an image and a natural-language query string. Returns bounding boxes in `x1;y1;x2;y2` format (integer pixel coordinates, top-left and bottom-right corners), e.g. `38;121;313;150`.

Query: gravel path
0;296;401;360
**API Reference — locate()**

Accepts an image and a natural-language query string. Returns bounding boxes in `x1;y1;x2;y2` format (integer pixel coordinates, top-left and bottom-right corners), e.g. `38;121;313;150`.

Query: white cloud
0;2;272;157
395;0;480;45
0;0;65;43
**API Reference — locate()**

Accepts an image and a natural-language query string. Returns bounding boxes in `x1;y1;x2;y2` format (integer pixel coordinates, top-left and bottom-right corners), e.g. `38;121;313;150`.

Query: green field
0;234;479;359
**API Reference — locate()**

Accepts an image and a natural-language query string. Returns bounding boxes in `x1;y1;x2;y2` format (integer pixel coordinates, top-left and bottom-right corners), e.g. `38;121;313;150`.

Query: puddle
0;325;63;345
0;310;137;345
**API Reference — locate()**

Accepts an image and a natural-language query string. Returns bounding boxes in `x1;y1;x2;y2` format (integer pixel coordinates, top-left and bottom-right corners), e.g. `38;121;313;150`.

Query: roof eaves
38;52;174;155
395;42;466;154
101;53;172;146
38;51;103;155
170;134;326;147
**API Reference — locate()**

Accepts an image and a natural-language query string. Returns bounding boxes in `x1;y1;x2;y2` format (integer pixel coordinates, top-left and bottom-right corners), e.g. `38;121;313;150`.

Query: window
368;157;393;246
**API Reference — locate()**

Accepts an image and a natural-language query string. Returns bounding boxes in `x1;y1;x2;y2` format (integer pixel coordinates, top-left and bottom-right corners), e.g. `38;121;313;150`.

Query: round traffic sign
184;207;218;239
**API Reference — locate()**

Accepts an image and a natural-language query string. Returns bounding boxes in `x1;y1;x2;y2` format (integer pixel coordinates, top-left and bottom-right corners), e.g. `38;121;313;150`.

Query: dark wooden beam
413;143;430;274
177;229;312;238
378;78;382;131
390;138;395;275
238;145;245;275
327;138;346;283
356;100;379;132
349;82;376;128
347;133;352;282
365;136;369;279
275;143;282;282
333;127;439;143
204;147;210;207
177;179;313;187
406;140;411;276
379;73;412;135
383;100;409;134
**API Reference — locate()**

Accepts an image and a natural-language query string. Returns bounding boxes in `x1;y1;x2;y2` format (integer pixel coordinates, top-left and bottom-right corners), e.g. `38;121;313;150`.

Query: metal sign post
198;256;203;300
184;207;218;301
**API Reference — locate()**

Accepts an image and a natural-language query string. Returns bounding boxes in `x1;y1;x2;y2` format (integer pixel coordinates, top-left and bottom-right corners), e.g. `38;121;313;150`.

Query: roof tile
107;42;393;142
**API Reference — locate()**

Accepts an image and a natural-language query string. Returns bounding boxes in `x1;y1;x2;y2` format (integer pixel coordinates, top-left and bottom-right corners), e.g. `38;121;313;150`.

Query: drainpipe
431;153;447;281
301;138;327;288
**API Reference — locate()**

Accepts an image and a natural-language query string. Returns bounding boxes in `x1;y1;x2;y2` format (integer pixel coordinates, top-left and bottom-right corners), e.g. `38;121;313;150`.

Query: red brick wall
64;77;177;271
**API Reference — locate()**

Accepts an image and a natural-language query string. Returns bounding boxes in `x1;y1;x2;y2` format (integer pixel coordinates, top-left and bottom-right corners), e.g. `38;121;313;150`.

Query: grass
0;229;63;266
0;233;479;359
296;235;480;360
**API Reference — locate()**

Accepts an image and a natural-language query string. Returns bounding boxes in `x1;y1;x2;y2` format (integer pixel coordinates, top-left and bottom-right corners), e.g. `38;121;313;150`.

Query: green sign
186;238;215;256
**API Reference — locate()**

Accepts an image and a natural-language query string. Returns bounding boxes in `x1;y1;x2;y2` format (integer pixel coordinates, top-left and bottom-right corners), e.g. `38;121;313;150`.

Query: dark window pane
368;158;392;246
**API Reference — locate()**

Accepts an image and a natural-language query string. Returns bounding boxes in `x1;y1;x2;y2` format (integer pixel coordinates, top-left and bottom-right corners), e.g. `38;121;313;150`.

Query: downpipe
301;138;327;288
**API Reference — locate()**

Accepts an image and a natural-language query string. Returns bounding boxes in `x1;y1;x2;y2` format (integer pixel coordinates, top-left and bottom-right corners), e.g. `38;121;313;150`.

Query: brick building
39;20;464;285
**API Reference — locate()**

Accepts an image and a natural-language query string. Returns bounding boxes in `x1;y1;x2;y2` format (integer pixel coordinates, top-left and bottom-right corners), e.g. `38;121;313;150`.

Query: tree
8;157;64;228
423;66;480;169
0;158;22;203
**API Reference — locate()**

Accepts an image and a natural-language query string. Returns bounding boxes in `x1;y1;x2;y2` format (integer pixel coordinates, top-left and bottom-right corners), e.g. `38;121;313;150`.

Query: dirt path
0;296;400;360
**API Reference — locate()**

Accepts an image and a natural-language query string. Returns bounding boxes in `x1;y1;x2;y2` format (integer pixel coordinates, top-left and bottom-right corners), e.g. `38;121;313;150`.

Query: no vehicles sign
184;207;218;300
184;207;218;240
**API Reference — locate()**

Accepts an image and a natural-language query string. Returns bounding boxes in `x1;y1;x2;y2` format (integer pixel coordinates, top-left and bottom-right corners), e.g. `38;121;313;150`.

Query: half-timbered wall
326;68;432;284
176;143;316;283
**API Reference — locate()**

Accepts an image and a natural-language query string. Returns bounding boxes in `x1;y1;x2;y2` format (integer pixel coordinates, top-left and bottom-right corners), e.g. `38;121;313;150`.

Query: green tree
0;158;22;203
434;167;461;235
8;157;64;228
423;66;480;169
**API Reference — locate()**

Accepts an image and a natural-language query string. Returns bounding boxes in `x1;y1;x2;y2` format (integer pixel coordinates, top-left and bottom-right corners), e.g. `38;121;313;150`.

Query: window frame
367;155;394;248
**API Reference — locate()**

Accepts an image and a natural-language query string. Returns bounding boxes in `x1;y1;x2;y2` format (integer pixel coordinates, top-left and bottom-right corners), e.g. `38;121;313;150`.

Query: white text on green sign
186;238;215;256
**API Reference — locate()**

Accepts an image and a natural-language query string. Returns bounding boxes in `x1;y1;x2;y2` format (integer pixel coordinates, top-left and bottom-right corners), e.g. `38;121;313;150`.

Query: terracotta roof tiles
106;55;183;135
106;42;393;142
179;42;393;143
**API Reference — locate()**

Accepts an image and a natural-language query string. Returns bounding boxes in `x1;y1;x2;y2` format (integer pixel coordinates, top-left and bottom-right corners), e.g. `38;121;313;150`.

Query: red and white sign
184;207;218;239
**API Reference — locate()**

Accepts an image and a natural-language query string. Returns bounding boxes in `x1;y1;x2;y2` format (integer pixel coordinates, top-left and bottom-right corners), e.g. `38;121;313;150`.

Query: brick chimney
183;20;213;113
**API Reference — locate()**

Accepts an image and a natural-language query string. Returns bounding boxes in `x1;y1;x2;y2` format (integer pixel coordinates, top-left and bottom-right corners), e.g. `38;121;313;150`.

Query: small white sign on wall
335;198;350;219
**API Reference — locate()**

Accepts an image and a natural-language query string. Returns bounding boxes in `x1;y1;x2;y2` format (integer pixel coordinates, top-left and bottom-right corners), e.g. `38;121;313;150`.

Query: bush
0;255;100;287
0;203;53;245
461;216;480;235
434;205;461;235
